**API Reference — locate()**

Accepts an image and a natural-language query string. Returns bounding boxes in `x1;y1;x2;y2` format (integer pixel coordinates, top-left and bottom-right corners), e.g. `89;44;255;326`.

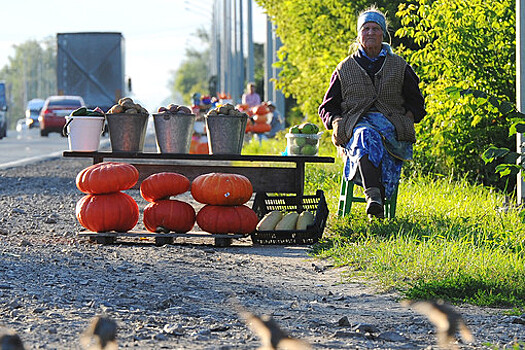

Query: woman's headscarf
357;10;387;38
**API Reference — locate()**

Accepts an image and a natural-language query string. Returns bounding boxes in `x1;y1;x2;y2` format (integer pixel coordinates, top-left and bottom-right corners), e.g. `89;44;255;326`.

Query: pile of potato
157;103;193;115
206;103;247;117
107;97;149;115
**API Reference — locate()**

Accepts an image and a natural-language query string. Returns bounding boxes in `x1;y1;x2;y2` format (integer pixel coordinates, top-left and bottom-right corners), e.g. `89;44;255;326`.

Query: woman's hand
331;117;348;147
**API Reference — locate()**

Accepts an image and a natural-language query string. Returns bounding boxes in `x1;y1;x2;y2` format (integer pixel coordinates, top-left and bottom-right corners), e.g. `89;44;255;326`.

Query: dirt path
0;158;522;349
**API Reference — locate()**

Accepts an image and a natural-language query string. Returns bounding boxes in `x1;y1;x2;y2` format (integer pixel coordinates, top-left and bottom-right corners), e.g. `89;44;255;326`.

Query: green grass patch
242;132;525;307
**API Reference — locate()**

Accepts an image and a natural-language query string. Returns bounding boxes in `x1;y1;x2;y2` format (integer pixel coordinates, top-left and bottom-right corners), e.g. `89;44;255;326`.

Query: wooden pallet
78;231;250;247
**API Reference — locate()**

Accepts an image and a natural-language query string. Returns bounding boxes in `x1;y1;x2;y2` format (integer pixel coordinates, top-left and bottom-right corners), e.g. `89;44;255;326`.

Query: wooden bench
63;151;335;197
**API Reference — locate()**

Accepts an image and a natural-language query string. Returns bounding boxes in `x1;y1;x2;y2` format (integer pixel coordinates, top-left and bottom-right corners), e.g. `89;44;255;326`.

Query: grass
243;133;525;307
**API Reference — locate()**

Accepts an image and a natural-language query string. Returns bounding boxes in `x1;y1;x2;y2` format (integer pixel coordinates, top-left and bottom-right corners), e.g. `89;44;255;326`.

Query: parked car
25;98;45;129
0;81;7;139
39;95;85;136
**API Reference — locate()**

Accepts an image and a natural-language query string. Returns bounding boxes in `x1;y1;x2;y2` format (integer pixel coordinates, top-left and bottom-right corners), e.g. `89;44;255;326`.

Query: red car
39;95;85;136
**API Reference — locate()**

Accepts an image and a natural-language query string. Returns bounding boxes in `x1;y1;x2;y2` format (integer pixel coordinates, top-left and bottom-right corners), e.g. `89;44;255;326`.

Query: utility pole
246;0;254;85
264;16;273;101
518;0;525;204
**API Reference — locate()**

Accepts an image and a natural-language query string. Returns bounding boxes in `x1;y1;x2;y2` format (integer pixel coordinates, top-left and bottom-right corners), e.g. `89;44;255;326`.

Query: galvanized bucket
205;114;247;154
106;113;149;152
153;112;196;153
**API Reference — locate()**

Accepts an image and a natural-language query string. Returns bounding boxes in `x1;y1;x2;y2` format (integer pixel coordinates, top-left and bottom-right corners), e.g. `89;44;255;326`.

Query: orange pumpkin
143;200;196;233
196;204;258;234
140;172;191;202
245;119;254;133
252;104;270;116
251;123;271;133
191;173;253;205
76;192;139;233
252;113;268;124
76;162;139;194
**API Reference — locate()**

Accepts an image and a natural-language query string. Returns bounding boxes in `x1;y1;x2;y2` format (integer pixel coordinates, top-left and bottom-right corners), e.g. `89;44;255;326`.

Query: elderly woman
318;8;426;219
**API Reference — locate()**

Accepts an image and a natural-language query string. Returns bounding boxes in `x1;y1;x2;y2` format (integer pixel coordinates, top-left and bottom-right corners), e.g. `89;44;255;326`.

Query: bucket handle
62;117;106;137
62;117;73;137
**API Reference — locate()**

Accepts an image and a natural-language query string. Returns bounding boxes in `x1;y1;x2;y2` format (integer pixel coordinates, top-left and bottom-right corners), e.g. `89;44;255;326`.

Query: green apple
289;145;302;154
299;122;319;134
294;137;306;147
306;137;318;145
301;144;317;155
289;125;301;134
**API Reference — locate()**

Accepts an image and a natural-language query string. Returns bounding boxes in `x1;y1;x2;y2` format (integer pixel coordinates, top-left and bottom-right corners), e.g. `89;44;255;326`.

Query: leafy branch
446;87;525;178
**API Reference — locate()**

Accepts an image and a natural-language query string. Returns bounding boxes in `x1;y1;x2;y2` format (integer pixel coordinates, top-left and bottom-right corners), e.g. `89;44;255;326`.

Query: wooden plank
62;150;335;164
131;163;301;193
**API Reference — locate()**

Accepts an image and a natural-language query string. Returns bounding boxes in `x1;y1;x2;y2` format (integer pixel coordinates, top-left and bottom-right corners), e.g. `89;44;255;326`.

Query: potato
118;97;133;105
125;108;138;114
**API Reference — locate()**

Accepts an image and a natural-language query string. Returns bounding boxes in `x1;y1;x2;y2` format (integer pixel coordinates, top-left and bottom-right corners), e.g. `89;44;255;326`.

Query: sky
0;0;268;112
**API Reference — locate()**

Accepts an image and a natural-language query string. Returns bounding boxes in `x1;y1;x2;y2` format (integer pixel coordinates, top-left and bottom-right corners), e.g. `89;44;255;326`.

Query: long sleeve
402;65;426;123
318;71;343;130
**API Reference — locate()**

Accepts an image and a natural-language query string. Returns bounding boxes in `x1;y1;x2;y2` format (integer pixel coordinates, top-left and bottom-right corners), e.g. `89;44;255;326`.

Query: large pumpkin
191;173;253;205
143;200;196;233
76;192;139;233
140;172;191;202
196;205;258;234
76;162;139;194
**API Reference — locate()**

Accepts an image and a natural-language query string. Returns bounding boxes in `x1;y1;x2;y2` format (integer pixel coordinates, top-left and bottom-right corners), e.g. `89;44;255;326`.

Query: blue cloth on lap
342;112;412;199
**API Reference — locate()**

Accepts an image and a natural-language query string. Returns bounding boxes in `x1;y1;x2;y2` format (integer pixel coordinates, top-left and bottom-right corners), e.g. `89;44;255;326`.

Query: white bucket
64;116;105;151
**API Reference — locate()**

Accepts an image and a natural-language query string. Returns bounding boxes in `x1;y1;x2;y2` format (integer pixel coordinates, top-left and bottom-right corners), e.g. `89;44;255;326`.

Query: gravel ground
0;157;524;349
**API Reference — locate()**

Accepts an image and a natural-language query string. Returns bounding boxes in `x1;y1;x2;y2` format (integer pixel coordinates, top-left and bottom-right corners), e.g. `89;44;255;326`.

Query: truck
0;81;7;139
56;32;128;113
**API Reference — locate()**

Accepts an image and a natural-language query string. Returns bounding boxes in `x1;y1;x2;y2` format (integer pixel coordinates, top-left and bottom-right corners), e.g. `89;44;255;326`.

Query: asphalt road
0;128;110;169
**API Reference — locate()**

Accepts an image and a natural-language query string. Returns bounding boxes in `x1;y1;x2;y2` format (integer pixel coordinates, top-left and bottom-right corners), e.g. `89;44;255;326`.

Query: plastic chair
338;171;398;218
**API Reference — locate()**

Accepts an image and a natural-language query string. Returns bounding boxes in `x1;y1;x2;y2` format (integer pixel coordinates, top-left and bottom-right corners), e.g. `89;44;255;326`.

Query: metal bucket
106;113;149;152
153;112;196;153
205;114;247;154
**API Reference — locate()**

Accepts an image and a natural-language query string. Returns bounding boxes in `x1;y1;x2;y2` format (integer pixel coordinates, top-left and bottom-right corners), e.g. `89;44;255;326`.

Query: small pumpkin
76;192;139;233
191;173;253;205
251;122;271;133
196;204;258;234
143;200;196;233
252;104;270;116
76;162;139;194
140;172;191;202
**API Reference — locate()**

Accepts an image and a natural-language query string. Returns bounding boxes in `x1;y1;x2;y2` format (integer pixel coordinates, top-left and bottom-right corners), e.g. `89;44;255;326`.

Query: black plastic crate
251;190;328;245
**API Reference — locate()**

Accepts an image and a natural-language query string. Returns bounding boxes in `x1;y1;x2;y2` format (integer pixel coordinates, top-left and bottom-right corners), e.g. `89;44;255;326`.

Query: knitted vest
336;54;416;142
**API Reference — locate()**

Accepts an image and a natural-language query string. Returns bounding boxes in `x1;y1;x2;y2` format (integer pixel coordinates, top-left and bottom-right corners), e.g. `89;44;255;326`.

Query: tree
0;38;56;129
396;0;516;189
168;28;211;105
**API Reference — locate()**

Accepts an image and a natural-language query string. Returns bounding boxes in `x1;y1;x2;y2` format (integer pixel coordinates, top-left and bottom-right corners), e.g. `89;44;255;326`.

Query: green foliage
396;0;516;189
0;38;56;129
256;0;356;124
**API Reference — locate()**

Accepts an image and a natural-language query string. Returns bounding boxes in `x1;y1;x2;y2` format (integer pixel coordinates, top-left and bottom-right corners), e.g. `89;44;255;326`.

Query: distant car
39;95;85;136
25;98;45;129
0;81;7;139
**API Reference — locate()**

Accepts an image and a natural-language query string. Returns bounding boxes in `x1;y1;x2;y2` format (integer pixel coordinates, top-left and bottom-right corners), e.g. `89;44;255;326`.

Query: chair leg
338;176;354;217
384;185;398;219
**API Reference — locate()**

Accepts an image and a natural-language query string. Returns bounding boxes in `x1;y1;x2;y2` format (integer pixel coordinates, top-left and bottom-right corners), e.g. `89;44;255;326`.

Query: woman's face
358;22;383;55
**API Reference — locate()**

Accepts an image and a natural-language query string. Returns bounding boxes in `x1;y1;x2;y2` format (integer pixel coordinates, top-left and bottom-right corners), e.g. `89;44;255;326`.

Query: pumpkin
76;162;139;194
252;104;270;116
252;113;269;124
196;204;258;234
191;173;253;205
140;172;191;202
251;122;271;133
76;192;139;233
143;200;196;233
